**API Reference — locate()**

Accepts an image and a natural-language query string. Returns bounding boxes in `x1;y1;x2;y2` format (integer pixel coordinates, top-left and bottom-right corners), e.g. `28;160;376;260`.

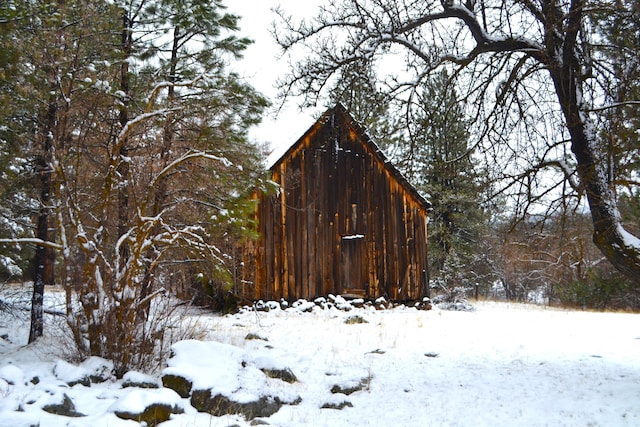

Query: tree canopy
273;0;640;284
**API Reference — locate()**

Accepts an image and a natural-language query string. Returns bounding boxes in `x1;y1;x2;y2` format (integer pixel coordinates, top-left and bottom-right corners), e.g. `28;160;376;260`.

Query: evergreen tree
0;2;34;282
596;1;640;229
0;0;107;339
1;0;268;371
398;70;490;293
325;59;403;153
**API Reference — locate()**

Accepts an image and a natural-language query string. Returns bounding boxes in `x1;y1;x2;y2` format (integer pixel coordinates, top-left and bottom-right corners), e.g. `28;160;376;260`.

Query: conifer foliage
0;0;267;375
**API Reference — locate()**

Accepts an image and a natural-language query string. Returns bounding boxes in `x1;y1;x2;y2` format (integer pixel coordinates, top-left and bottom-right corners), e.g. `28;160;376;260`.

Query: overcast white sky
226;1;325;158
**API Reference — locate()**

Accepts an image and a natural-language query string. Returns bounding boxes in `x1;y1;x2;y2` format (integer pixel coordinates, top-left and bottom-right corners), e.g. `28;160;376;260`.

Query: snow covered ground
1;289;639;426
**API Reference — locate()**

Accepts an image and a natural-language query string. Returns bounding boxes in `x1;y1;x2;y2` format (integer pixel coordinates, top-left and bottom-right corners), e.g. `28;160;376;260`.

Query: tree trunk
29;99;56;343
117;12;132;263
549;52;640;284
138;26;181;320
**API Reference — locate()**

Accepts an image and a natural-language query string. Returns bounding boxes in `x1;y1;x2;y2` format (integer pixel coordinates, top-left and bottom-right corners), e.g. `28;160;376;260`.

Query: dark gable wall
249;104;430;301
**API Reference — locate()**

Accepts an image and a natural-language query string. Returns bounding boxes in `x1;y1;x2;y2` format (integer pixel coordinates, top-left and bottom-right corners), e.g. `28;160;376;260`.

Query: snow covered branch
0;238;63;250
150;150;232;188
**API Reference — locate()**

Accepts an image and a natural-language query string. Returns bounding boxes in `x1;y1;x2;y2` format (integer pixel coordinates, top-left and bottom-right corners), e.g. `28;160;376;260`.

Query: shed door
340;235;368;297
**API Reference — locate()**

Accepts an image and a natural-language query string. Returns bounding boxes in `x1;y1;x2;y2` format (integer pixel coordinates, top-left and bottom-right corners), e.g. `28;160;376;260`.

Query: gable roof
270;103;431;211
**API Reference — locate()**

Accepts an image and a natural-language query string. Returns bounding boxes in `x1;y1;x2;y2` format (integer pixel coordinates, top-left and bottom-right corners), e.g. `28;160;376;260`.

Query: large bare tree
273;0;640;283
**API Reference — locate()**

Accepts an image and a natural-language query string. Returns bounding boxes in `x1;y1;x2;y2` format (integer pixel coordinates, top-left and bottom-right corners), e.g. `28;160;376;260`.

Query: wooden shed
244;104;431;301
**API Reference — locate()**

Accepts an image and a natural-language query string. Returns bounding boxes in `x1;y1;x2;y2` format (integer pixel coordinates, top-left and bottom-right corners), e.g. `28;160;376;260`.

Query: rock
261;367;297;383
344;314;368;324
245;333;269;341
292;299;315;312
111;388;184;427
374;296;389;310
415;297;433;311
81;356;114;383
349;298;365;308
328;294;353;311
0;411;41;427
0;364;26;386
122;371;160;389
321;400;353;410
42;393;85;417
114;404;173;426
191;389;287;420
53;360;90;387
161;373;192;398
163;340;301;420
330;377;370;395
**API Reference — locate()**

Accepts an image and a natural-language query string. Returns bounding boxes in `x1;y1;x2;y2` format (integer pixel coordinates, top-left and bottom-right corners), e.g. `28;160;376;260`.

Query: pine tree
0;1;33;281
1;0;268;369
398;70;490;294
41;0;269;373
597;1;640;229
325;59;403;152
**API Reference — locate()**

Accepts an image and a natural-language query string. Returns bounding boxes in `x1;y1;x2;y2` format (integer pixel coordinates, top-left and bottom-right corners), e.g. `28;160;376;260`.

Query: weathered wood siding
247;104;430;301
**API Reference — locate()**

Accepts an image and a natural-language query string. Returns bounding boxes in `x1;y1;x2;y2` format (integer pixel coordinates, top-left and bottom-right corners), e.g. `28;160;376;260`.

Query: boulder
415;297;433;311
330;377;370;395
163;340;301;420
0;411;41;427
81;356;114;383
261;367;297;384
191;389;294;420
161;373;192;398
53;360;90;387
42;392;85;417
114;403;174;426
321;398;353;410
245;333;269;342
344;314;368;324
0;364;27;386
110;388;184;426
122;371;160;389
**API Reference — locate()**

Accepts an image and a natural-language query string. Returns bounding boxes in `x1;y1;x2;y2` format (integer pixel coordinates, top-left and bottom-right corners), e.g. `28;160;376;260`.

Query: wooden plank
251;104;431;302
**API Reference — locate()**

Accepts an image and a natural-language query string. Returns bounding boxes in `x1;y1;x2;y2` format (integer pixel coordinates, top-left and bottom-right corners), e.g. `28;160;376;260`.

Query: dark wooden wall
244;105;430;301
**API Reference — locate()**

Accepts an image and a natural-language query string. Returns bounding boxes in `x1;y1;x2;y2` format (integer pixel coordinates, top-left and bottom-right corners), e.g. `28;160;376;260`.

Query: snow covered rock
42;392;85;417
81;356;114;383
162;340;301;420
261;366;298;383
161;373;192;398
0;364;27;386
344;314;368;324
321;395;353;410
328;294;353;311
292;299;315;312
109;388;184;426
245;332;269;341
191;389;293;419
330;376;370;395
24;386;85;417
122;371;161;389
248;354;298;383
415;297;433;311
0;411;40;427
53;360;90;387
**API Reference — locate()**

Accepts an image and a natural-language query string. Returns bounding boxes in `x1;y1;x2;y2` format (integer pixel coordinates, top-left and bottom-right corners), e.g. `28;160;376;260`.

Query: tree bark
545;0;640;284
29;98;56;343
552;72;640;282
117;11;132;263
